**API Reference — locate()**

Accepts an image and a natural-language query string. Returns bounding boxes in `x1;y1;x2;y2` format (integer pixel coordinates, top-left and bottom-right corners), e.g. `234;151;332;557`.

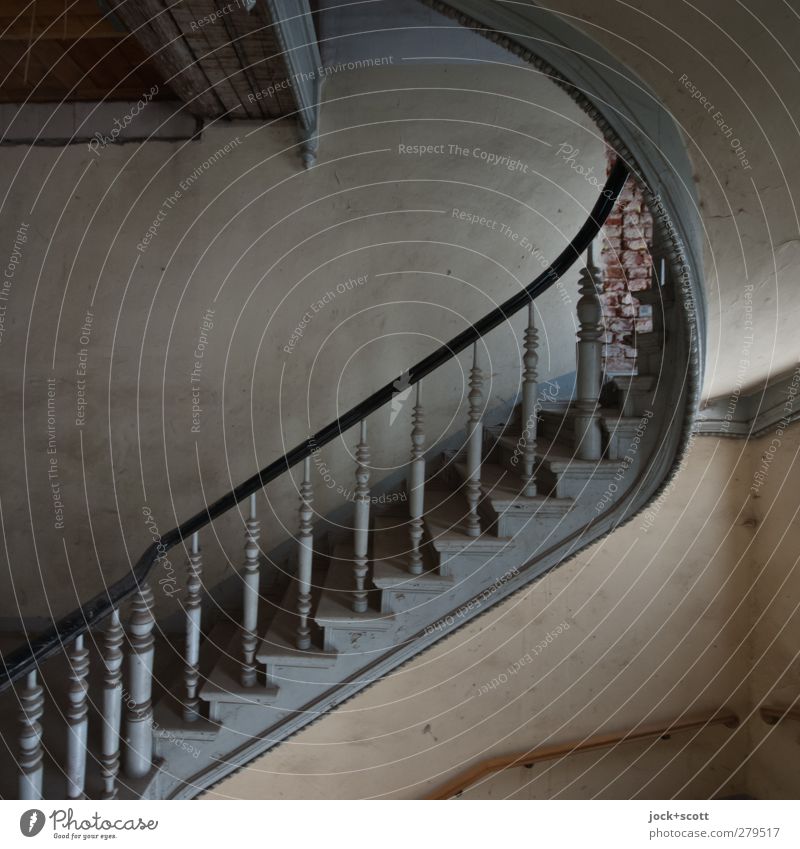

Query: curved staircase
0;160;697;800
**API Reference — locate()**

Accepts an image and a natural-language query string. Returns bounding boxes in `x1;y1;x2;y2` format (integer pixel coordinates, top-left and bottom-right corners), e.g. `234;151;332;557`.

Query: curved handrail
424;709;740;799
0;160;629;692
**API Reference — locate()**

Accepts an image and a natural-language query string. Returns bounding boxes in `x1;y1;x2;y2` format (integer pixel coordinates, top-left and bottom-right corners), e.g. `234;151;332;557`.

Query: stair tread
199;625;279;704
453;461;573;512
315;546;395;630
256;608;338;668
422;491;515;551
492;433;618;472
372;518;455;591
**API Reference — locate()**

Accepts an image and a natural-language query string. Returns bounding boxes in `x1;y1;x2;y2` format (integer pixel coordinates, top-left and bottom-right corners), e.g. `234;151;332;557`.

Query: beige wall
0;65;606;618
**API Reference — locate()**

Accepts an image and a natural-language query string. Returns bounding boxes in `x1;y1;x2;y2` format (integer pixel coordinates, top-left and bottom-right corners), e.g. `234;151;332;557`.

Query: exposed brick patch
600;151;654;373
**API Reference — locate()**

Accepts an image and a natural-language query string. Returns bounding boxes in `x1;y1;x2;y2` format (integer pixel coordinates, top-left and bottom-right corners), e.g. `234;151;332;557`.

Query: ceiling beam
107;0;226;118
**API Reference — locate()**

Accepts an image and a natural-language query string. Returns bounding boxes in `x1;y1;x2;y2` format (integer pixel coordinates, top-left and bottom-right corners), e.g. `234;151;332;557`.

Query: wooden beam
0;16;125;40
107;0;224;118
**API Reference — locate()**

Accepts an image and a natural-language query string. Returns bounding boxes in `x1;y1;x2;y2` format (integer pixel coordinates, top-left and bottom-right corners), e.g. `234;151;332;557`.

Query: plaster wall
0;64;606;619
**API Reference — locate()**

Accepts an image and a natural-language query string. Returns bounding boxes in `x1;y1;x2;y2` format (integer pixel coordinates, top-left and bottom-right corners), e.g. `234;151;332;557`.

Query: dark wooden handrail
0;161;630;693
424;709;740;799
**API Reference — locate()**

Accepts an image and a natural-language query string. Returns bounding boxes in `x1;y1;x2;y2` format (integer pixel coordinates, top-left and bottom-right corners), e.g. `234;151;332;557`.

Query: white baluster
100;609;123;799
123;583;155;779
408;383;425;574
352;420;370;613
296;457;314;649
241;494;260;687
65;635;90;799
465;344;483;537
183;532;202;720
574;245;604;460
18;669;44;800
521;302;539;497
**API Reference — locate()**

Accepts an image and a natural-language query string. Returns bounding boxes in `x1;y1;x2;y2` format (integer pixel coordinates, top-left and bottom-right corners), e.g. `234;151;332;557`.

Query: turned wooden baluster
18;669;44;800
521;302;539;497
65;634;90;798
183;532;202;720
408;383;425;574
100;609;124;799
124;583;155;779
574;245;604;460
465;344;483;537
352;420;370;612
296;457;314;649
241;494;260;686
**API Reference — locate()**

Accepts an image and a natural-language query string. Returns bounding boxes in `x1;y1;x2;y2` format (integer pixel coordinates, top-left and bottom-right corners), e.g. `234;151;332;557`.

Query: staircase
0;160;695;799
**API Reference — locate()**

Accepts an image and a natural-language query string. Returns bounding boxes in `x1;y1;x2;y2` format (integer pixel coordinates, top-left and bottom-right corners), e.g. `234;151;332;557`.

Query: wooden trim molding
424;709;740;800
760;705;800;725
694;366;800;439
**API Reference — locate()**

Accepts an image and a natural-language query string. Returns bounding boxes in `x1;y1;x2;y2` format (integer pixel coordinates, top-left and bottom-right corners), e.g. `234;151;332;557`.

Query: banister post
296;457;314;649
408;383;425;574
183;532;203;720
100;609;124;799
465;344;483;536
65;635;90;799
521;302;539;497
352;420;370;613
241;494;261;687
18;669;44;800
123;583;155;779
574;245;604;460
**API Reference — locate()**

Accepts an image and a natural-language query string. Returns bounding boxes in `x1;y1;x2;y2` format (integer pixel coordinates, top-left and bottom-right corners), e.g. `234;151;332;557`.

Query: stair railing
1;160;629;799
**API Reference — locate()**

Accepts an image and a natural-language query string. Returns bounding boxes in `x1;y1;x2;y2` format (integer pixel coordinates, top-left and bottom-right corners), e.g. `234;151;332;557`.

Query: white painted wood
408;383;426;574
574;246;604;460
65;635;90;799
296;458;314;649
184;532;203;720
100;609;124;799
123;584;155;780
465;345;484;536
18;669;44;800
521;302;539;497
241;494;261;686
352;420;371;612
